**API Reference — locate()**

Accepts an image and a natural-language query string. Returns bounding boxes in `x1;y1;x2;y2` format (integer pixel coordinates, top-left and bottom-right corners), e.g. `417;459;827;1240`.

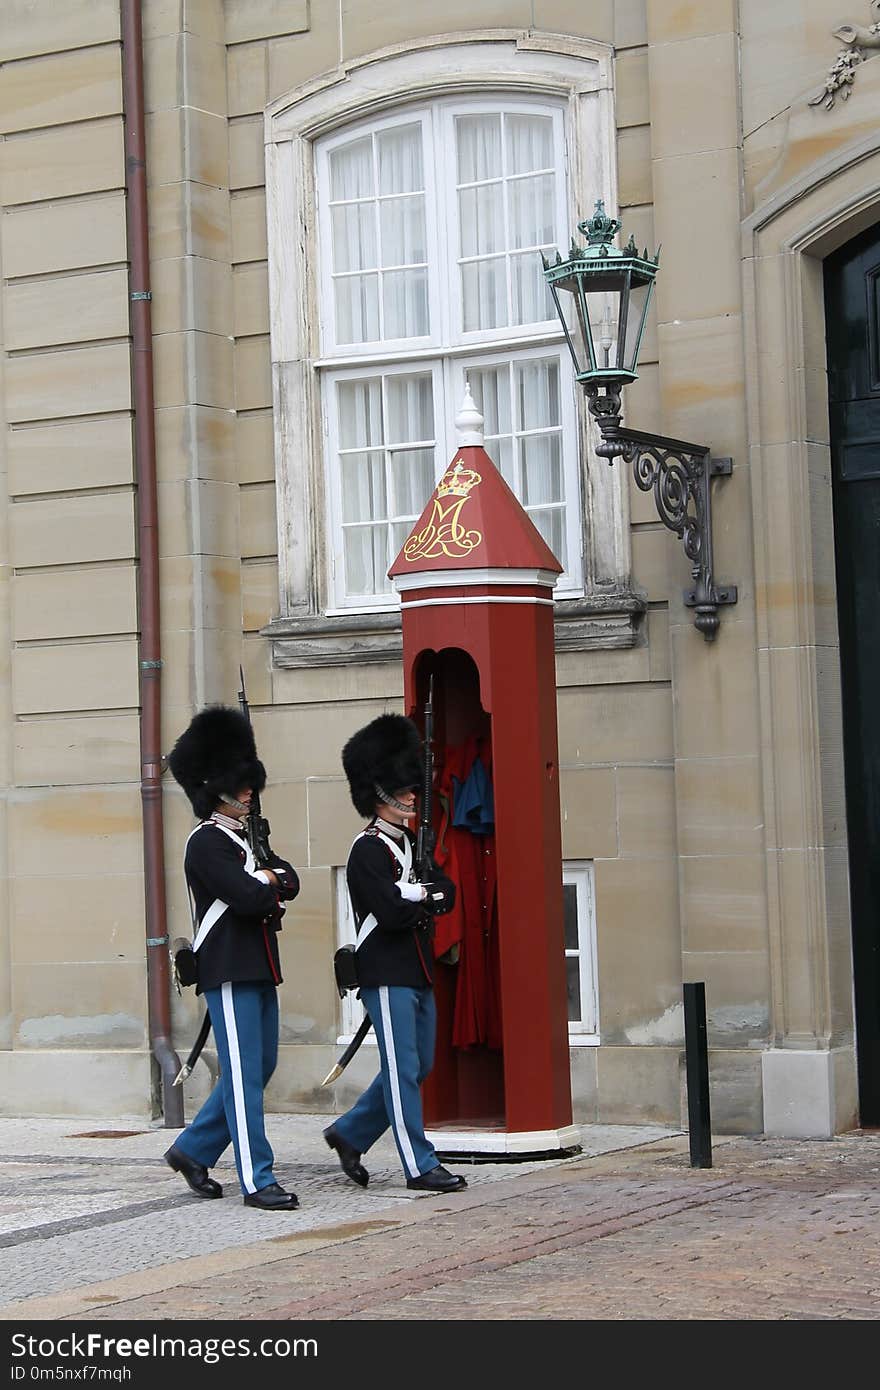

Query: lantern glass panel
622;277;653;375
580;283;623;374
565;282;590;375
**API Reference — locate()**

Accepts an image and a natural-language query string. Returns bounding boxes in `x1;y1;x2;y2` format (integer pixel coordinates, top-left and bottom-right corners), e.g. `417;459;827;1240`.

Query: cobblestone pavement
1;1116;879;1321
0;1113;673;1318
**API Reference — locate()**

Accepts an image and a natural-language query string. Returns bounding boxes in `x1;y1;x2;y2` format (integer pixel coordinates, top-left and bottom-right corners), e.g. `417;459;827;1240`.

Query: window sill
263;592;646;670
265;609;404;670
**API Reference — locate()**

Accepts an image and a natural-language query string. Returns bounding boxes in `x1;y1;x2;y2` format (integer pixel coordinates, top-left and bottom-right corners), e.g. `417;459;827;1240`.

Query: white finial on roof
455;377;484;446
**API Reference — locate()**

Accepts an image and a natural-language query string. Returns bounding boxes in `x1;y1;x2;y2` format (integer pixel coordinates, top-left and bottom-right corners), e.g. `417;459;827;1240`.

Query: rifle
237;665;273;868
175;672;274;1088
415;674;435;882
322;682;437;1085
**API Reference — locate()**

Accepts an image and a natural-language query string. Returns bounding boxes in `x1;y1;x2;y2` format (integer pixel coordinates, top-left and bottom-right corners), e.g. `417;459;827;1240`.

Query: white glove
397;880;426;903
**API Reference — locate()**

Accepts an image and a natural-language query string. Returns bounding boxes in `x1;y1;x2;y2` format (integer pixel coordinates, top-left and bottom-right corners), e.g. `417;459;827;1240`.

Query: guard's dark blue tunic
172;816;299;1195
334;817;455;1180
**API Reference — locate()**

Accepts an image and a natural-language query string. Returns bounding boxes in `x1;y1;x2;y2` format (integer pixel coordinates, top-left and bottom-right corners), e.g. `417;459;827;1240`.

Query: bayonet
323;679;436;1083
415;674;435;882
238;666;273;867
177;670;276;1086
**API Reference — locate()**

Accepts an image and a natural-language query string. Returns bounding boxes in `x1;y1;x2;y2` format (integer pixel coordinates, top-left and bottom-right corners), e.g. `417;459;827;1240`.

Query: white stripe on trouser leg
379;986;420;1178
221;982;256;1193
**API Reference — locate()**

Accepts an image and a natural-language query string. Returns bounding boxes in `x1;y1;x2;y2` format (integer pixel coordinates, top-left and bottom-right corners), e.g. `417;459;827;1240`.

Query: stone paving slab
0;1114;677;1316
4;1118;879;1322
66;1129;880;1324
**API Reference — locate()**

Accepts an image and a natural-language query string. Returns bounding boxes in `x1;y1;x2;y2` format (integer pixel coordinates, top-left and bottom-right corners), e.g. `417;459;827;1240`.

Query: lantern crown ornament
542;199;660;396
581;199;620;246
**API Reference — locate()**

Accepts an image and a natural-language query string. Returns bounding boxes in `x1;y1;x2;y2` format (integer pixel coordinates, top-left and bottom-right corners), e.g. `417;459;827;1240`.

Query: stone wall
0;0;869;1133
0;0;149;1111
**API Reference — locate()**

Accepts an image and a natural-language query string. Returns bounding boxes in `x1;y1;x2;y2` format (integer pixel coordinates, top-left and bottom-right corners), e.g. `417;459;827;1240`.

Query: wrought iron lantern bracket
543;201;738;641
585;386;737;642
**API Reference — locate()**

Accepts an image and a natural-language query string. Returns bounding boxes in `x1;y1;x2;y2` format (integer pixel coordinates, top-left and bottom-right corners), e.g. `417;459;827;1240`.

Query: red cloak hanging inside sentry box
388;385;579;1160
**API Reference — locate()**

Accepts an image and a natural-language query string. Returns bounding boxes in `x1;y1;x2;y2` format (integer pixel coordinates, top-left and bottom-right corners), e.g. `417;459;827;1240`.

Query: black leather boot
243;1182;299;1210
324;1125;369;1188
164;1144;223;1199
406;1164;467;1193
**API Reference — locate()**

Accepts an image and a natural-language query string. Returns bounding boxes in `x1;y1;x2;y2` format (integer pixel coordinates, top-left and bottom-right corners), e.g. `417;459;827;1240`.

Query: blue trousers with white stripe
333;984;439;1179
174;980;279;1195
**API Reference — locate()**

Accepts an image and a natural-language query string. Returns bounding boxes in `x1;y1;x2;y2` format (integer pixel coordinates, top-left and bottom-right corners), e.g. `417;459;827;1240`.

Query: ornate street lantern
543;200;659;458
543;200;737;641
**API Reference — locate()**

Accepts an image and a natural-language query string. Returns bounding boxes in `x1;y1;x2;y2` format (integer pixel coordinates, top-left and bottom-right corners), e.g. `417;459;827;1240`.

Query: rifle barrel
417;675;435;879
237;666;273;865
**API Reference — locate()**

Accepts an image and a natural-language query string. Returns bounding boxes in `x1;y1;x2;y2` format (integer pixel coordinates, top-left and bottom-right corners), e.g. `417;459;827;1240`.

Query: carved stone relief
810;1;880;109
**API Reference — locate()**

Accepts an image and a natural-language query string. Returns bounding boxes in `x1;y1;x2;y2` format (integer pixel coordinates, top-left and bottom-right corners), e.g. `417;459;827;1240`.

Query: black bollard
683;981;712;1168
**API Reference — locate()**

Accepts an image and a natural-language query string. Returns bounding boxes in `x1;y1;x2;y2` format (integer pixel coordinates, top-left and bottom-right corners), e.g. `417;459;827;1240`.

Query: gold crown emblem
435;459;481;499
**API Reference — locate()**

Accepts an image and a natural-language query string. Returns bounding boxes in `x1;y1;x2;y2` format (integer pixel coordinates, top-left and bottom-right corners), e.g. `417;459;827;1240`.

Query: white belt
185;821;271;953
350;827;412;953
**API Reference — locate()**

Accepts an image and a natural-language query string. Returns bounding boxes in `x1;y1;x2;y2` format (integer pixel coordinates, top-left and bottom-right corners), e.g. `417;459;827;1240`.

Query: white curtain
468;356;566;566
387;373;435;520
456;112;557;332
337;371;435;596
329;123;428;344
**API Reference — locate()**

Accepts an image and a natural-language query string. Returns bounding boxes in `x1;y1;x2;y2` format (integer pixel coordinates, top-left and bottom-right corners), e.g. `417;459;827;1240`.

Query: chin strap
375;784;414;815
219;792;248;813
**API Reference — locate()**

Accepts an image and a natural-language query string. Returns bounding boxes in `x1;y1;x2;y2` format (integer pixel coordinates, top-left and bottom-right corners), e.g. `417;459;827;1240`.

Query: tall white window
316;98;582;610
562;861;599;1039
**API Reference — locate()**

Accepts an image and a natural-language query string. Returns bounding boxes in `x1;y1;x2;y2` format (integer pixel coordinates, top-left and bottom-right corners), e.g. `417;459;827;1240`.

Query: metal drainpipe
120;0;183;1127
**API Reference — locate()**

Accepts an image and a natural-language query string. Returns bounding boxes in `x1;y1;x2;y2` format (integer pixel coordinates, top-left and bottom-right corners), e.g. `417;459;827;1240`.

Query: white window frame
316;97;571;359
563;860;599;1042
264;34;631;625
322;347;582;610
323;359;446;612
316;107;441;359
438;99;570;349
447;346;582;593
316;97;582;608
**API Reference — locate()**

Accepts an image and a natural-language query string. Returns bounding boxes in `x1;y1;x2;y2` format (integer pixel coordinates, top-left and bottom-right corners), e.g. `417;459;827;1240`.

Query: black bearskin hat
167;705;266;820
341;713;422;819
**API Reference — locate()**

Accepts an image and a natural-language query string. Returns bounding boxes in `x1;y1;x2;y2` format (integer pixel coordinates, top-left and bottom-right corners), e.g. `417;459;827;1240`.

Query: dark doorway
414;649;505;1131
825;221;880;1125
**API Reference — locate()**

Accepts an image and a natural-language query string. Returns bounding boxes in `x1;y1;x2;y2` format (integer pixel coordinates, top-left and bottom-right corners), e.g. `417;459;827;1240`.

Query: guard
324;713;468;1194
164;705;301;1210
